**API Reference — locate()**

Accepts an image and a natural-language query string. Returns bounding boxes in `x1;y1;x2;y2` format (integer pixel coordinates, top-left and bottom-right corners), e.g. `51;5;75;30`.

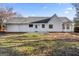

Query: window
35;25;38;28
29;24;33;27
62;23;65;29
42;24;45;28
49;24;53;29
66;24;70;29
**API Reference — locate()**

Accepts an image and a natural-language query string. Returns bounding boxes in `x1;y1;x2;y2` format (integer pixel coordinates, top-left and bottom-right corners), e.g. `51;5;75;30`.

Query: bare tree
0;7;16;32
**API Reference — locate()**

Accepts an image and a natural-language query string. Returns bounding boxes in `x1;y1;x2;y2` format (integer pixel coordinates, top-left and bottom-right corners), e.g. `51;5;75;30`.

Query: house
2;14;74;32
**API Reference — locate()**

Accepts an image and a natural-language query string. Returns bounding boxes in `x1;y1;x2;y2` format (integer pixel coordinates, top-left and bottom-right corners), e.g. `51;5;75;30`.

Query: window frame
49;24;53;29
62;23;65;29
42;24;45;28
66;23;70;29
29;24;33;28
35;25;38;29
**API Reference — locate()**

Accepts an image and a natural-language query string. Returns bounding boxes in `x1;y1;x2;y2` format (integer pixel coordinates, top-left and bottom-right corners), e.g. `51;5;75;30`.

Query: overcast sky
0;3;76;20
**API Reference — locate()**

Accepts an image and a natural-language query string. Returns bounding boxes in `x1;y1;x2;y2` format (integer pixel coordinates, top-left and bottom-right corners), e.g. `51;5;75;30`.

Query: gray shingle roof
31;17;51;23
6;17;49;24
5;14;72;24
31;14;72;23
56;17;72;22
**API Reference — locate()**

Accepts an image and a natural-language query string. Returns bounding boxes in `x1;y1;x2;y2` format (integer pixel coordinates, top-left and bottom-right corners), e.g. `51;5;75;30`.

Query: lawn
0;33;79;56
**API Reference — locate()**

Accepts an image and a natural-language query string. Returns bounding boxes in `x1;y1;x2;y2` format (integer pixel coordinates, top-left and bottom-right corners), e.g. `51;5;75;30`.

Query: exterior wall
6;24;27;32
31;23;48;32
6;18;74;32
70;23;75;32
47;17;74;32
6;23;48;32
6;24;19;32
6;23;51;32
47;18;63;32
6;23;74;33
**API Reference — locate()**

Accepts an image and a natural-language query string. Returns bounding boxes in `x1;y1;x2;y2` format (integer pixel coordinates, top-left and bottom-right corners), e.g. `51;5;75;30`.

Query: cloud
31;14;36;16
64;7;74;14
67;7;73;10
64;11;69;14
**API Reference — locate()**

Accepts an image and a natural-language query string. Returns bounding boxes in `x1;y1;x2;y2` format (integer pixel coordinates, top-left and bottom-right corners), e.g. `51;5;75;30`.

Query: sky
0;3;76;20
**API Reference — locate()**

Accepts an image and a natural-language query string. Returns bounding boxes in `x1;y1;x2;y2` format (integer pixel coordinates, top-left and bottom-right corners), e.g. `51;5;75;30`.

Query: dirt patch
43;33;79;42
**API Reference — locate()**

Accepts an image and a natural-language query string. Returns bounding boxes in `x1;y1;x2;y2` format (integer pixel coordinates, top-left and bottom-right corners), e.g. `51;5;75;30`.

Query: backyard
0;33;79;56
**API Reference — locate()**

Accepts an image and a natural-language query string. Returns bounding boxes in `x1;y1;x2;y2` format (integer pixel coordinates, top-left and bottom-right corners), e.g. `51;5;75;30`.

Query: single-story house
2;14;74;32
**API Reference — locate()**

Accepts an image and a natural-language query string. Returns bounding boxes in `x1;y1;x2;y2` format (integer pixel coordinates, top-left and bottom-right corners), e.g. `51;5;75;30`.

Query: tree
72;4;79;27
71;4;79;32
0;7;16;32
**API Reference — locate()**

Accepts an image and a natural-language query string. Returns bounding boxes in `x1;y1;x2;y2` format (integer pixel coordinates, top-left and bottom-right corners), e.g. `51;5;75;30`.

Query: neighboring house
3;14;74;32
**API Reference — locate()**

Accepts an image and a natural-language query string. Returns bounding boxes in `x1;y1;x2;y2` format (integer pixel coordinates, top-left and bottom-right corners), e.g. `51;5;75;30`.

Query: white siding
6;24;19;32
47;17;63;32
6;24;29;32
47;17;74;32
26;23;47;32
6;18;74;32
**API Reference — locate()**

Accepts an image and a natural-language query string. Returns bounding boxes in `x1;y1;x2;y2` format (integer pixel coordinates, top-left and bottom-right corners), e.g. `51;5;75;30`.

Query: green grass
22;33;44;38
